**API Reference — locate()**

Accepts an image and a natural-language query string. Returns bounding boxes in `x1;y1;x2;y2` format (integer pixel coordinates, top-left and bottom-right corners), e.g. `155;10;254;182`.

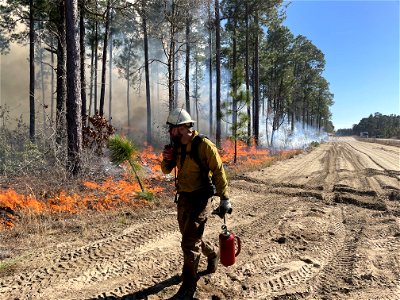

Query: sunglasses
167;124;181;133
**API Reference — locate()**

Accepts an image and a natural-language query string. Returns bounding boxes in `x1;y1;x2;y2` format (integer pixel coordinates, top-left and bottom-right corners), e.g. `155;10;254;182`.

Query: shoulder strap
190;134;212;180
190;134;206;167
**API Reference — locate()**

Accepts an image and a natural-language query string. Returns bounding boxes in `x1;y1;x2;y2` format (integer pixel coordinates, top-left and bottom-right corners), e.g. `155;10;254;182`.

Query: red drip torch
219;218;241;267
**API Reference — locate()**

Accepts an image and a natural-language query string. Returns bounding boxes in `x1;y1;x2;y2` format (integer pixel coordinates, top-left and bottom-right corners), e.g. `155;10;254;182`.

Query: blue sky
283;0;399;130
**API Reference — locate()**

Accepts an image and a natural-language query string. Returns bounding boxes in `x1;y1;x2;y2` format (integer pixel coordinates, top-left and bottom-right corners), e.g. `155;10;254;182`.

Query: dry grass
0;139;304;277
355;137;400;147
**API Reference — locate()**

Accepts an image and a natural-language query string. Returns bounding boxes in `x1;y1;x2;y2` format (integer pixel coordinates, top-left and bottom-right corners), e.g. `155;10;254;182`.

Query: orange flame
0;189;46;230
0;176;164;230
0;140;301;230
139;144;164;178
0;189;45;213
220;139;271;165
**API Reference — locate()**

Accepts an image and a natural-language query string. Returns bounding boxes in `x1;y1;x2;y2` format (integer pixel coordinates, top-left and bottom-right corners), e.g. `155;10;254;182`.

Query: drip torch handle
212;207;233;219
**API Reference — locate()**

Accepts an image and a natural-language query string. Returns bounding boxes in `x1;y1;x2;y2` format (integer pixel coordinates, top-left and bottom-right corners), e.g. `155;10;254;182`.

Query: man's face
168;125;186;144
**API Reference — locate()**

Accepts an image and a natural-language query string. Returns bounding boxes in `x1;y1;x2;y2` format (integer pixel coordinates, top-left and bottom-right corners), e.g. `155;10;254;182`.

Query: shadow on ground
88;271;214;300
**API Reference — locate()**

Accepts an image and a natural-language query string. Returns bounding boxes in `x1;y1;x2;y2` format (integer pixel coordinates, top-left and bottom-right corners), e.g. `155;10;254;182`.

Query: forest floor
0;137;399;300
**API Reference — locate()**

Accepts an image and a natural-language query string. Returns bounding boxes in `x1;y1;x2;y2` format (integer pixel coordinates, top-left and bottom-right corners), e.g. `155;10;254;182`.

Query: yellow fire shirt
161;131;229;200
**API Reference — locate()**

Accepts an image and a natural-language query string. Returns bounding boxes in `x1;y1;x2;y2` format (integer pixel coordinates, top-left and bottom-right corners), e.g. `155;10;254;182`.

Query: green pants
177;192;217;287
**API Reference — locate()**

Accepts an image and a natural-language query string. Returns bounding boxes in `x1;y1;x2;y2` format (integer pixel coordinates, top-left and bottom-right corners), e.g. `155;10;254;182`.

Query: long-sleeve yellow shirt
161;131;229;200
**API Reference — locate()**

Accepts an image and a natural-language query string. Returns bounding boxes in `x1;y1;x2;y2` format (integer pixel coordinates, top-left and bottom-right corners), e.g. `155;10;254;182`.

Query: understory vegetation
0;122;303;234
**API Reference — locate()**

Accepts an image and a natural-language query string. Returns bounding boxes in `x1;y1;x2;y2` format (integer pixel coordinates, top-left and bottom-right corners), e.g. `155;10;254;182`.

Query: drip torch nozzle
221;224;229;235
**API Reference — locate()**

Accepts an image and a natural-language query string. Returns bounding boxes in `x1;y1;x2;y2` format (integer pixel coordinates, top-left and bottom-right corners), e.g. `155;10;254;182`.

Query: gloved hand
162;144;174;161
212;199;232;218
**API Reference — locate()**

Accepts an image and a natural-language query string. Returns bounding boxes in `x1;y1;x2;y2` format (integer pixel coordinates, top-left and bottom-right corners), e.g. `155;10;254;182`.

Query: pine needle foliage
107;135;147;194
107;135;135;164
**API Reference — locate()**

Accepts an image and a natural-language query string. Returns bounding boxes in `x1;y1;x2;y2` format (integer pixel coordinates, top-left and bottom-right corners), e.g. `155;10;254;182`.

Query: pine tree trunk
245;5;251;146
168;49;175;110
50;39;55;125
168;1;176;111
94;0;99;113
88;22;95;118
185;18;191;114
65;0;82;176
99;0;111;116
174;38;179;105
253;11;260;146
80;1;87;121
142;0;151;144
29;0;35;142
56;0;66;145
208;23;213;137
194;59;200;130
108;8;113;124
127;65;130;137
40;45;46;133
232;25;238;163
214;0;221;148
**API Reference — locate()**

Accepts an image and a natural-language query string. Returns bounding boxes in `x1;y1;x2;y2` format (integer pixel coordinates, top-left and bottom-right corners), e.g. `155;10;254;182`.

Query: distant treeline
336;113;400;138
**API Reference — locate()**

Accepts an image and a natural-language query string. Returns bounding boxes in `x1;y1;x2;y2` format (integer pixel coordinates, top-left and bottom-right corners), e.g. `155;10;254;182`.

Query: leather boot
206;252;219;274
170;282;196;300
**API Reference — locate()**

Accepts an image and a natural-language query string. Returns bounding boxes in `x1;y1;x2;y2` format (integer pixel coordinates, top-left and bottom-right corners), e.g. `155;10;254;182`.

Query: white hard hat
166;108;196;126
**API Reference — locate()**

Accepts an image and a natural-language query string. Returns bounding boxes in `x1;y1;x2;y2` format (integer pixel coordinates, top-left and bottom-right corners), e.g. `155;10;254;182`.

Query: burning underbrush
0;140;302;231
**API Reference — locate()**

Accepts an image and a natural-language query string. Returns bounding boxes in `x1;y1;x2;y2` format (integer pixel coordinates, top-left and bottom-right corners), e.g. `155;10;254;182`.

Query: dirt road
1;137;399;299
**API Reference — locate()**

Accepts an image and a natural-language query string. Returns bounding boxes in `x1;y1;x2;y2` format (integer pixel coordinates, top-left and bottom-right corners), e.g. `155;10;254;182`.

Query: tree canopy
336;113;400;138
0;0;336;156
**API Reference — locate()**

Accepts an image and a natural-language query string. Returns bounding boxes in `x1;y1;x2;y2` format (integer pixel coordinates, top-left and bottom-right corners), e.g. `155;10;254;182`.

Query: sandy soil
0;137;399;300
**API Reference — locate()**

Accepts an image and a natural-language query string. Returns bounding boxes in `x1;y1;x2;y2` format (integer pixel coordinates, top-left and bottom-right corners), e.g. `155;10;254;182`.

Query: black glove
212;199;232;218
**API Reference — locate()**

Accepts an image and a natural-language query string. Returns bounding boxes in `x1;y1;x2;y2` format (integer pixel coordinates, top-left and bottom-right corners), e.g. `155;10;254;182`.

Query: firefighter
161;108;232;299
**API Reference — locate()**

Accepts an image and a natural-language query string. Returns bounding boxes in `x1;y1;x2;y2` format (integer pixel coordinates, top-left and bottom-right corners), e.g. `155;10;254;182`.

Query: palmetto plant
107;135;149;198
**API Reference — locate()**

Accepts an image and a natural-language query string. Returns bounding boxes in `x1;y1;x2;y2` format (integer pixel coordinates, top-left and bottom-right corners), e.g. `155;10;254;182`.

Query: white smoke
259;116;329;150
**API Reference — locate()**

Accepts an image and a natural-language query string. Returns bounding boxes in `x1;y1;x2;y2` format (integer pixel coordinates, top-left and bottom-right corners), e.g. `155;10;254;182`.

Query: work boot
170;283;196;300
205;252;219;274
